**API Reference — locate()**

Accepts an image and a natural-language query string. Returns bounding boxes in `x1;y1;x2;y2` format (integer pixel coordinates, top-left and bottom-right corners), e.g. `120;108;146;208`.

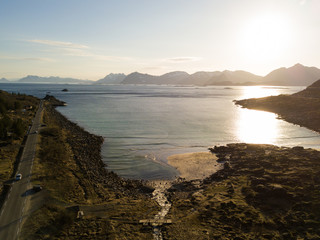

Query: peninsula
234;79;320;133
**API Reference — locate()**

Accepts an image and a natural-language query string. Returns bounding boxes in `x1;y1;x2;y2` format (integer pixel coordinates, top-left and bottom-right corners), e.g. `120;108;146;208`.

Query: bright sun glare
240;15;291;62
237;108;278;144
236;86;281;144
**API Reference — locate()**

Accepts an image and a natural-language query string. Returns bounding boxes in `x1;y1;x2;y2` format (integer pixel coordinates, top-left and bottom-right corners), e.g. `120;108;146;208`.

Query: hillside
234;79;320;133
292;79;320;98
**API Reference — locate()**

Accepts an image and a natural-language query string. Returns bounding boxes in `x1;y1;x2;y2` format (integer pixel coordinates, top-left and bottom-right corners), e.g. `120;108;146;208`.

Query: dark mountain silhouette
94;73;126;84
121;70;262;86
157;71;190;85
206;70;263;85
262;63;320;86
182;71;221;85
121;72;157;84
9;63;320;86
120;64;320;86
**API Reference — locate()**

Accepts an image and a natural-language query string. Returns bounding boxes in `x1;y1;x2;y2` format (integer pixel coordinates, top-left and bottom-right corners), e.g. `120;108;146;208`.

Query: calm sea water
1;83;319;180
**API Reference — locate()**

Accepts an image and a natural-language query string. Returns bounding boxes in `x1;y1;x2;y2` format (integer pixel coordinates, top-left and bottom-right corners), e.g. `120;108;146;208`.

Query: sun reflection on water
236;86;280;144
237;108;279;144
240;86;282;99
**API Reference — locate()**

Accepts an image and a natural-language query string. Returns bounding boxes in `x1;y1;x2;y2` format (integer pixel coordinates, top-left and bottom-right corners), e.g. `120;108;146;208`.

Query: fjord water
1;84;320;180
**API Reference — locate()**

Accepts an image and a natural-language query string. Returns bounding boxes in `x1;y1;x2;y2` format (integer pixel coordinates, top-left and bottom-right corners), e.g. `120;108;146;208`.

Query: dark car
33;185;42;192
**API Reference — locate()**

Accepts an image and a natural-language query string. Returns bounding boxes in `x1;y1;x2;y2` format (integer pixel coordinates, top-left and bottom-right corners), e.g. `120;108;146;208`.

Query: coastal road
0;100;43;240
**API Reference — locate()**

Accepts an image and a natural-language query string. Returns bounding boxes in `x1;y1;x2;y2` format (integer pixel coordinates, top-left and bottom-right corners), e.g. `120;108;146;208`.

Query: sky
0;0;319;80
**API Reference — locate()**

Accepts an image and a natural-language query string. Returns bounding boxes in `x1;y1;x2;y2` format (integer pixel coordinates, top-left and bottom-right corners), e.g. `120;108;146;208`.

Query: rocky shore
21;93;320;239
163;143;320;239
45;96;153;199
21;96;157;239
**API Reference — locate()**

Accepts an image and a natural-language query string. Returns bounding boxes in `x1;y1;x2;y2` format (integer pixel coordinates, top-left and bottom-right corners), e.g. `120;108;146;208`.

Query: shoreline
167;152;222;181
45;99;154;197
21;95;159;239
16;94;320;239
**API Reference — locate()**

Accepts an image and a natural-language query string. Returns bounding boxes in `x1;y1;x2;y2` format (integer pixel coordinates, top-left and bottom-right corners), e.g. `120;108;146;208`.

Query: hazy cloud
27;39;132;62
165;57;201;63
0;55;54;62
62;48;132;61
28;39;89;49
24;57;55;62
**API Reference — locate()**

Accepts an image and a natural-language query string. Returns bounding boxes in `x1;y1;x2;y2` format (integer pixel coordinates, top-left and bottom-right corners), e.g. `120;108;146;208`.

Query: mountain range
93;73;126;84
16;75;92;84
2;63;320;86
120;64;320;86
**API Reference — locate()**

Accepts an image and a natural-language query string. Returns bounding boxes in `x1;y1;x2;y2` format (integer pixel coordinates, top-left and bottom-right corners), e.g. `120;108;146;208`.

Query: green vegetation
164;144;320;239
0;90;38;207
0;91;38;140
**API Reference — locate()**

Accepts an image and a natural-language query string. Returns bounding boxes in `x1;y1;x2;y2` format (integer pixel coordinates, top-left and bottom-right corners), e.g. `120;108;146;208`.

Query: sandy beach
167;152;221;181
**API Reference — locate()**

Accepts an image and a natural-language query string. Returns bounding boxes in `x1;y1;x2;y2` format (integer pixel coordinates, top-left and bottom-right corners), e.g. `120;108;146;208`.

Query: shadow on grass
4;179;15;185
21;189;37;197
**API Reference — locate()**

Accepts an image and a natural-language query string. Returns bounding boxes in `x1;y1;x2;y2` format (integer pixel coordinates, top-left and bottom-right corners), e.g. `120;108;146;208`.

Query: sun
239;14;291;62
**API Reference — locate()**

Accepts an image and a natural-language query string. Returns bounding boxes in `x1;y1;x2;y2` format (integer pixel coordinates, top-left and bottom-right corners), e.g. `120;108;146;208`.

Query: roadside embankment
21;96;158;240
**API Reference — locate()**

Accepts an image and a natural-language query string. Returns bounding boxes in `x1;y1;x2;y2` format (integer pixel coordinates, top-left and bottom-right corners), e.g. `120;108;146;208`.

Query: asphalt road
0;101;43;240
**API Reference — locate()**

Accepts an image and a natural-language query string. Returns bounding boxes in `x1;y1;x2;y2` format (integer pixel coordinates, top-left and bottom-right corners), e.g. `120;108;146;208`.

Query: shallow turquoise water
1;83;319;180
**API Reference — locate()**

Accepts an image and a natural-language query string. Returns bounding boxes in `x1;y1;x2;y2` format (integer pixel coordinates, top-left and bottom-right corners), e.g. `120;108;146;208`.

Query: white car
16;174;22;181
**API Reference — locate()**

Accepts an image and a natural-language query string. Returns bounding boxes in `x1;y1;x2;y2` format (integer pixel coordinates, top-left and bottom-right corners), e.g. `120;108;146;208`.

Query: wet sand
167;152;221;181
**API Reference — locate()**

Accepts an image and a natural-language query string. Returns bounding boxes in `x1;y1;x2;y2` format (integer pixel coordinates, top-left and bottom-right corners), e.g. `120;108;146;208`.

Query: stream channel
150;181;172;240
